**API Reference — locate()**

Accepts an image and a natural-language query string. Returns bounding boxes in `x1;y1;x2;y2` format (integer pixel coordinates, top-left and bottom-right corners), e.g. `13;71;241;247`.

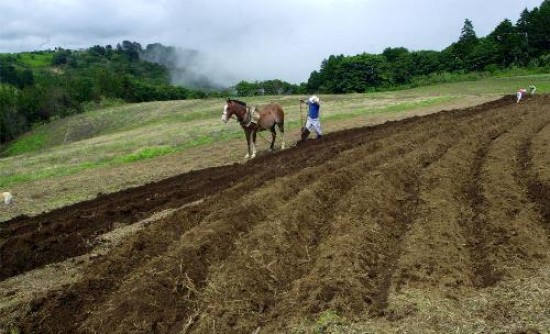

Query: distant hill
0;41;208;144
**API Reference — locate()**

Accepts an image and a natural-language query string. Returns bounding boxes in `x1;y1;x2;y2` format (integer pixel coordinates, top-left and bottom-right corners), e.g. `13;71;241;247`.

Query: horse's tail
276;105;286;149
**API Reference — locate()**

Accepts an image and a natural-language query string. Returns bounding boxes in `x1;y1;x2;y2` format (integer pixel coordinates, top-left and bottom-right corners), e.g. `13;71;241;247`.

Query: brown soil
1;95;549;333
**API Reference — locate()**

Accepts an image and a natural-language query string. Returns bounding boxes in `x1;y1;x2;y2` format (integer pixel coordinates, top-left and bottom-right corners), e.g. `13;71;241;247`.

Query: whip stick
299;100;304;129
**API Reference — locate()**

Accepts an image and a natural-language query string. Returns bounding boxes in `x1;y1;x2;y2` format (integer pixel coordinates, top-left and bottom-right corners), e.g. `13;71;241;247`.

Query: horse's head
222;99;232;123
222;99;246;123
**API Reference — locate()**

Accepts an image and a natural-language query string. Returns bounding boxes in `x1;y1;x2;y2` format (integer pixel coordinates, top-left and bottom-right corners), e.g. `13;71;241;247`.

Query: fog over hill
141;43;237;89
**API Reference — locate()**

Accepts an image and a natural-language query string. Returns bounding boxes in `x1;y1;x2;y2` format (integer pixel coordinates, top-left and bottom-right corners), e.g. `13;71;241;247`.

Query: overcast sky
0;0;543;86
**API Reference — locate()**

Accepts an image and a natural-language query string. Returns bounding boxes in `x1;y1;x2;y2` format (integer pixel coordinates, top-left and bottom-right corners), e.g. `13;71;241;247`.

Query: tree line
305;0;550;93
229;1;549;95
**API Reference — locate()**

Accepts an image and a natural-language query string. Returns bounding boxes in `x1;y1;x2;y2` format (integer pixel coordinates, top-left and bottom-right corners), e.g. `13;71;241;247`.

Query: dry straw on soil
1;95;550;334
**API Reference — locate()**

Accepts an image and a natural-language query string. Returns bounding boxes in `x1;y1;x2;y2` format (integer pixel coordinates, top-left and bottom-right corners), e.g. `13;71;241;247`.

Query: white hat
309;95;320;103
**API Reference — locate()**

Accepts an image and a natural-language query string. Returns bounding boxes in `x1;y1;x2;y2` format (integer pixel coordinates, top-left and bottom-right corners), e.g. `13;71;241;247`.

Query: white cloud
0;0;543;85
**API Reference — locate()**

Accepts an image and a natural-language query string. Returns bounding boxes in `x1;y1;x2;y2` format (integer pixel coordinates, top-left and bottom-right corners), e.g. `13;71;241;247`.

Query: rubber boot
301;127;310;140
298;127;310;145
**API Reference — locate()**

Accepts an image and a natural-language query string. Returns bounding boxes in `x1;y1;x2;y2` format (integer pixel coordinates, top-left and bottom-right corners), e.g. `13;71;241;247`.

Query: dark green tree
456;19;479;68
0;85;26;142
489;19;524;66
383;48;413;84
528;0;550;57
468;37;500;70
382;47;409;63
410;50;441;75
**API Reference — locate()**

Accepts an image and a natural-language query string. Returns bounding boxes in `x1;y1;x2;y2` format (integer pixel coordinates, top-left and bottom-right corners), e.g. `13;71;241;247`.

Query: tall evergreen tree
456;19;479;63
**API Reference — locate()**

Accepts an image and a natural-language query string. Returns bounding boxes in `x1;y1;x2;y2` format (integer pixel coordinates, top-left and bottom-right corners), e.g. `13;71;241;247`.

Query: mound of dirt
1;95;549;333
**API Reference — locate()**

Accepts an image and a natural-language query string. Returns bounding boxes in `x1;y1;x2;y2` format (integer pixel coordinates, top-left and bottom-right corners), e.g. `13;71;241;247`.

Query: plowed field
1;95;550;333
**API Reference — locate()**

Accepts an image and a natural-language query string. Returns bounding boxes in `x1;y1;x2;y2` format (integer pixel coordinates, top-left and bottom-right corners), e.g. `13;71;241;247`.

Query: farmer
517;85;537;103
517;88;527;103
299;95;322;142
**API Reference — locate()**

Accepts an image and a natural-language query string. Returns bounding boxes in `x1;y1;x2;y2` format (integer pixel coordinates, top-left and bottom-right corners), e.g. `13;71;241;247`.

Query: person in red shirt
517;88;527;103
517;85;536;103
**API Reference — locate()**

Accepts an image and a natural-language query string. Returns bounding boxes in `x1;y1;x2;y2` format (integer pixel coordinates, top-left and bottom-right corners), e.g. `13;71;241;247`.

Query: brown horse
222;99;286;159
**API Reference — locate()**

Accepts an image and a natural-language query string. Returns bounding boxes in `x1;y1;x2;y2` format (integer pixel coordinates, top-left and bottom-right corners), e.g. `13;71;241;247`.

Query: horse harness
240;106;261;128
238;106;273;145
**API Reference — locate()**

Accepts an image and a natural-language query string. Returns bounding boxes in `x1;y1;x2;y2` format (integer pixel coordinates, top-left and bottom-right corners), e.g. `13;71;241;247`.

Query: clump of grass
3;133;47;156
117;147;178;163
314;310;345;333
9;327;21;334
291;310;363;334
82;97;126;112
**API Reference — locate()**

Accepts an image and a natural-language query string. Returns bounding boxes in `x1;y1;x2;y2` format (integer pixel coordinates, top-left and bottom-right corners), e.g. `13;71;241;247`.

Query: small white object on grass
2;192;13;204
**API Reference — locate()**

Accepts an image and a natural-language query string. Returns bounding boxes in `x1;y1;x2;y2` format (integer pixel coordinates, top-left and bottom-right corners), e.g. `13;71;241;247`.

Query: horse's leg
251;131;257;158
278;122;286;149
244;130;252;159
270;127;276;151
